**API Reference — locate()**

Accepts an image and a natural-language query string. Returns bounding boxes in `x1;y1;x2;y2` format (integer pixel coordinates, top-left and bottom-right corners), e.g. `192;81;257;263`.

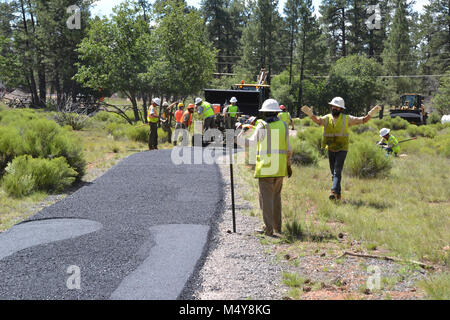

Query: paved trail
0;149;224;300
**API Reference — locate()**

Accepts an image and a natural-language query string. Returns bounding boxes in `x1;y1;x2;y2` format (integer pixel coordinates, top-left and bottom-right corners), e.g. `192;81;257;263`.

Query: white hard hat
230;97;238;103
380;128;390;137
259;99;281;113
195;97;203;105
329;97;345;109
162;101;169;107
152;98;161;106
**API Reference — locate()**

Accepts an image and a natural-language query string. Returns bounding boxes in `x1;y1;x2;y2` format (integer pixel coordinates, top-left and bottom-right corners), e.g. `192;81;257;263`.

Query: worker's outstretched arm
301;106;323;126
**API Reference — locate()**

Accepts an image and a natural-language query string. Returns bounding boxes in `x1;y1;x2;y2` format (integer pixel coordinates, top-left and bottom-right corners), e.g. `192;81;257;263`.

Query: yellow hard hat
178;102;184;108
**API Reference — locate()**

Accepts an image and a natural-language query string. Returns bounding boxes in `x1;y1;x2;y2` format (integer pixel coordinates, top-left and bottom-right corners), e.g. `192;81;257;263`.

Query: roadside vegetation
236;116;450;300
0;100;172;232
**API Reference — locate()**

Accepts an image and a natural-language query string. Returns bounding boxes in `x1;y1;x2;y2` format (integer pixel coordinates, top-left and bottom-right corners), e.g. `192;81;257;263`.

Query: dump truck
203;69;271;131
390;94;428;125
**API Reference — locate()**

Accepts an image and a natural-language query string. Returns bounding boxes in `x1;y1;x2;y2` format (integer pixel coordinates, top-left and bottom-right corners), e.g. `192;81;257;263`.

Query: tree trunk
341;7;346;57
297;32;306;117
19;0;38;106
142;94;148;124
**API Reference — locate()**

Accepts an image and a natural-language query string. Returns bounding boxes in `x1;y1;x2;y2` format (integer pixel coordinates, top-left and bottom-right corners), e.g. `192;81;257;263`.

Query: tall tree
381;0;415;101
319;0;349;59
297;0;327;115
201;0;230;74
283;0;301;85
238;0;283;82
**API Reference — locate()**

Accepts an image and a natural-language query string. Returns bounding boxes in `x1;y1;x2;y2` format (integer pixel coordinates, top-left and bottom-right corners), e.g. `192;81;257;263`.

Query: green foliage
345;140;393;178
92;111;127;124
0;110;86;179
297;126;326;156
325;55;383;116
390;116;410;130
428;112;442;125
418;273;450;300
284;219;305;243
52;112;90;131
2;155;77;197
432;73;450;116
291;138;319;166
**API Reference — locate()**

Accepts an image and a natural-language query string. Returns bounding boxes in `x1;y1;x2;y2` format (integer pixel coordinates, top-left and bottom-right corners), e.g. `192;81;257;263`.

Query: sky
91;0;430;17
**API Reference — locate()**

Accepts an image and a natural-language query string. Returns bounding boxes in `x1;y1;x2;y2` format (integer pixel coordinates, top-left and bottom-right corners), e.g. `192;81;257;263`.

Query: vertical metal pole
229;142;236;233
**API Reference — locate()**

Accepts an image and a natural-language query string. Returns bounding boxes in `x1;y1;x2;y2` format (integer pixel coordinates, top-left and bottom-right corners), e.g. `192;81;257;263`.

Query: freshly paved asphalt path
0;149;224;299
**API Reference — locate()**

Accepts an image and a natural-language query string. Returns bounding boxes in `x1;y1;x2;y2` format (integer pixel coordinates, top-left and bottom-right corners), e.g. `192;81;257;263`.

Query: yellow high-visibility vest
322;113;349;152
255;120;289;178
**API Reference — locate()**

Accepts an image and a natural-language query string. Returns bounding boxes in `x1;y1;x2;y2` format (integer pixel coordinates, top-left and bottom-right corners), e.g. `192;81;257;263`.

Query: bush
291;139;319;166
91;111;127;124
52;112;90;130
428;112;442;125
0;113;86;179
126;126;148;143
345;140;393;178
390;117;410;130
297;126;326;156
2;155;77;197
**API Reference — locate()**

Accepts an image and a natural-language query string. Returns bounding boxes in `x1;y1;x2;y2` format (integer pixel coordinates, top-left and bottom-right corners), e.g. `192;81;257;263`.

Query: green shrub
105;122;128;140
91;111;127;124
297;126;326;156
284;219;305;243
126;126;148;143
52;112;90;130
158;128;169;143
345;140;393;178
428;112;442;125
0;126;26;172
0;113;86;179
291;139;319;166
2;155;77;197
390;117;410;130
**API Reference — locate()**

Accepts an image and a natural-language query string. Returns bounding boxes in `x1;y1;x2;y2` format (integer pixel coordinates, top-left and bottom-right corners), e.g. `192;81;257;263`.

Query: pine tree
381;0;415;101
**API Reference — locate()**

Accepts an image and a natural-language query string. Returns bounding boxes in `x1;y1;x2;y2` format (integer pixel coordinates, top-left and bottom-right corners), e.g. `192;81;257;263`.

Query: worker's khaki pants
258;177;284;234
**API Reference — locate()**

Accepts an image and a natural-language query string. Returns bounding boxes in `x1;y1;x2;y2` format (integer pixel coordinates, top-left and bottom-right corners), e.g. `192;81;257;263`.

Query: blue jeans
328;150;348;195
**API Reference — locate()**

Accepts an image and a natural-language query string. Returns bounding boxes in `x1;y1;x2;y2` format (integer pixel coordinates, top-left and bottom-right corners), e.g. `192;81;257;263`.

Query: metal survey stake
228;136;236;233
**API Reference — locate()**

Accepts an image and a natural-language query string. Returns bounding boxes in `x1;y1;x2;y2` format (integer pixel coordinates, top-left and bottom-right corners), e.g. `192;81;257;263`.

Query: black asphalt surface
0;149;224;299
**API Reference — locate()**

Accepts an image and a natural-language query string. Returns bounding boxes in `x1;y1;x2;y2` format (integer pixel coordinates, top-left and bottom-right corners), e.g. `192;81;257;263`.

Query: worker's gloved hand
301;106;314;117
368;105;382;117
287;165;293;178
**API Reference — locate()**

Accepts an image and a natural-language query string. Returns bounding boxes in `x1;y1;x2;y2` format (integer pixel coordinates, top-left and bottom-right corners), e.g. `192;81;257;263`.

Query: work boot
329;191;338;201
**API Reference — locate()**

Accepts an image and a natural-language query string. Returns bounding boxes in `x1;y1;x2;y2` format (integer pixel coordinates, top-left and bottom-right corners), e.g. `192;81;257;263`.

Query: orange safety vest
175;110;184;123
183;110;192;127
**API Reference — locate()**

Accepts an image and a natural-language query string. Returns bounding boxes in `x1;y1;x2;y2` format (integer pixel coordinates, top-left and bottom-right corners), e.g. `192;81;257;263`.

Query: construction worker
195;97;216;132
378;128;400;156
160;101;177;144
173;102;185;146
148;98;160;150
278;105;295;130
225;97;240;130
301;97;381;200
183;104;195;131
238;99;292;237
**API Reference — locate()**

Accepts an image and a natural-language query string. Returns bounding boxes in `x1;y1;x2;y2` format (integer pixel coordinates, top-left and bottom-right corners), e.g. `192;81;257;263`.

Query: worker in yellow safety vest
238;99;293;237
378;128;400;156
148;98;161;150
278;105;295;130
225;97;240;129
195;97;216;132
301;97;381;200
